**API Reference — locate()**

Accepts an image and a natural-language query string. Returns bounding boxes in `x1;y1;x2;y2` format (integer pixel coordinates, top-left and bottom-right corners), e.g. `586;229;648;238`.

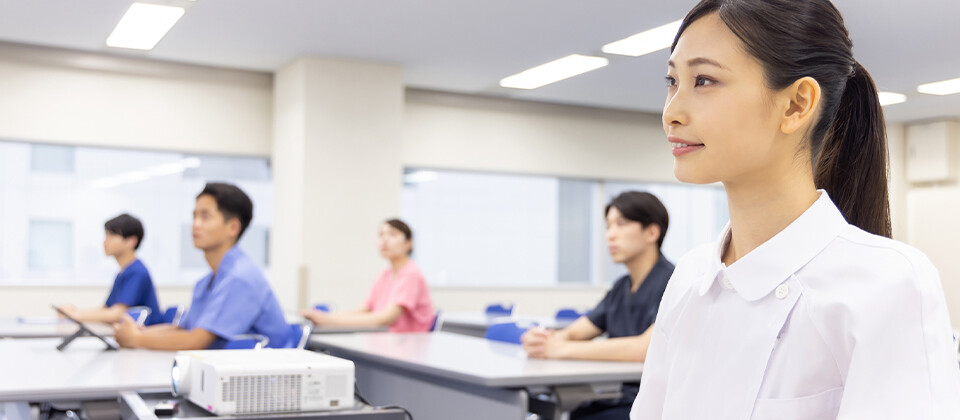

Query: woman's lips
671;143;705;157
668;136;704;157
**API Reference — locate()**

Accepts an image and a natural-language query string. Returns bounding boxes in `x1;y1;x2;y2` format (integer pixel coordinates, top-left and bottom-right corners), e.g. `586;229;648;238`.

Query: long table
309;332;643;420
0;337;174;402
0;317;114;339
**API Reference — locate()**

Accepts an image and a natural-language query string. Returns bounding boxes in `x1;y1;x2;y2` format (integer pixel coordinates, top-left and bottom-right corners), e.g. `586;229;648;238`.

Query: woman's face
378;223;411;260
664;13;790;185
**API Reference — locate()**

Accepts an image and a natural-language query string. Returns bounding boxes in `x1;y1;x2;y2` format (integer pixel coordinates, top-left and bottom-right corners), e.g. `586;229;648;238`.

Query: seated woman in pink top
302;219;435;332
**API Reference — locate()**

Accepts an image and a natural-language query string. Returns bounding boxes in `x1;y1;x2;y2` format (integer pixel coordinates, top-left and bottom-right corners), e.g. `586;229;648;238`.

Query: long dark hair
674;0;891;237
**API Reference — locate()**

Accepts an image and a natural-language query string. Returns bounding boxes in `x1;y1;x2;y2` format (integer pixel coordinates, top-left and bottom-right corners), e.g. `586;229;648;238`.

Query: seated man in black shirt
521;191;675;420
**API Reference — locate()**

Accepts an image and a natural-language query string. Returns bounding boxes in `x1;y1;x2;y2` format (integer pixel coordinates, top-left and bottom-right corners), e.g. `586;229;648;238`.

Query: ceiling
0;0;957;123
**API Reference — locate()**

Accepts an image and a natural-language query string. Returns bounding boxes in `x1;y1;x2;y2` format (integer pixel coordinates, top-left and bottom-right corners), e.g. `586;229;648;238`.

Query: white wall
0;43;272;156
899;120;960;326
0;44;272;316
273;57;405;315
403;90;674;183
400;90;673;315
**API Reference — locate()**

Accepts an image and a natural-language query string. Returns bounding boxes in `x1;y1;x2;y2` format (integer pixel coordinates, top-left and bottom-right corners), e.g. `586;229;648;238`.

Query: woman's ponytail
814;62;891;238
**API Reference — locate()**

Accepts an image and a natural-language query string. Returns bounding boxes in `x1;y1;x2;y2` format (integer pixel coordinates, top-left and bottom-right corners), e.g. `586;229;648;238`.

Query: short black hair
104;213;144;250
385;219;413;256
198;182;253;242
605;191;670;249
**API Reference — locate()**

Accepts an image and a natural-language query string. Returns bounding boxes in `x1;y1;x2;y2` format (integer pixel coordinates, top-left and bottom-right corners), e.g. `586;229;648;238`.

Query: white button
720;276;734;290
775;283;789;299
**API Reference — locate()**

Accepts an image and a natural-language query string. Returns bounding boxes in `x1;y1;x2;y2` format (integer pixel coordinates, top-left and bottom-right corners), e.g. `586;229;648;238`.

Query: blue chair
281;323;313;349
484;303;514;318
429;311;443;332
161;305;185;326
126;306;151;326
225;334;270;350
226;323;312;350
484;322;529;344
555;308;588;322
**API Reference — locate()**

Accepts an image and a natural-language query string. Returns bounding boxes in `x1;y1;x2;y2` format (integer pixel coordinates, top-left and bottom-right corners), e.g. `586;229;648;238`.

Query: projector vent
222;374;302;413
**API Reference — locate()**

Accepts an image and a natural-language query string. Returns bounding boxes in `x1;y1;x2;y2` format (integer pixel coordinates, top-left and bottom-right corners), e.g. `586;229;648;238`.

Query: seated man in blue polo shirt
57;213;162;325
521;191;675;420
114;183;287;350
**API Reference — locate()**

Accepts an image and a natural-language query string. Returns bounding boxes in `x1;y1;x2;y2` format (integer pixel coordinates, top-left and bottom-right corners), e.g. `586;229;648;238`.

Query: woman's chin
674;165;718;185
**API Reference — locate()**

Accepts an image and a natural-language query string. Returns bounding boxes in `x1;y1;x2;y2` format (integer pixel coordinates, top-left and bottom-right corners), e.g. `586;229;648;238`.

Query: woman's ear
780;76;822;135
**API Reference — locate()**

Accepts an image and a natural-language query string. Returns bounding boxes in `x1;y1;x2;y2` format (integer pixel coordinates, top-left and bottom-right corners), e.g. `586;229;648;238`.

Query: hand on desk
302;309;330;325
113;313;143;348
522;327;569;359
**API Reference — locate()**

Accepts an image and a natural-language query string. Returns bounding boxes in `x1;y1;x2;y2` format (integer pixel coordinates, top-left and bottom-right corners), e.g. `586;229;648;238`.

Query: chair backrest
225;334;270;350
555;308;587;321
484;303;514;318
285;323;313;349
126;306;151;326
429;311;443;332
161;305;185;326
484;322;528;344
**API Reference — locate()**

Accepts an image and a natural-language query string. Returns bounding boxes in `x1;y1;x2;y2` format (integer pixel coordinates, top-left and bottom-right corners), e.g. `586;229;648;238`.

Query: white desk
309;332;643;420
439;312;573;338
0;337;175;402
312;325;389;335
0;317;115;339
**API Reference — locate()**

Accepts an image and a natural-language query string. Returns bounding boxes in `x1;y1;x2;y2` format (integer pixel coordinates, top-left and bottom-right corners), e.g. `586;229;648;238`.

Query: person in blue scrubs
57;214;161;325
114;183;288;350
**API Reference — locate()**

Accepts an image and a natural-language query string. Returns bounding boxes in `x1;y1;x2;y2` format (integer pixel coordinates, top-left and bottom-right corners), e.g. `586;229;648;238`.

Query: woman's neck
722;172;819;266
390;256;410;274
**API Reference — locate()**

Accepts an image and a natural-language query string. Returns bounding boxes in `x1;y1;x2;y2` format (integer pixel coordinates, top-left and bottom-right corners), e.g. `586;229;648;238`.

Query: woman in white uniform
631;0;960;419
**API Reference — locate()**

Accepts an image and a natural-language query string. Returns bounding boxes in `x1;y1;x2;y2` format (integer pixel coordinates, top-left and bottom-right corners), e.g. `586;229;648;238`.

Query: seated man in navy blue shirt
57;214;162;325
114;183;288;350
521;191;675;420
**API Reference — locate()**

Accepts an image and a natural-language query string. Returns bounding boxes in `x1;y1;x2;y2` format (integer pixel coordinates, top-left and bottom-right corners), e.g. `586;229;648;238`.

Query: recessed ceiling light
500;54;609;90
602;20;683;57
917;77;960;96
878;92;907;107
106;3;185;50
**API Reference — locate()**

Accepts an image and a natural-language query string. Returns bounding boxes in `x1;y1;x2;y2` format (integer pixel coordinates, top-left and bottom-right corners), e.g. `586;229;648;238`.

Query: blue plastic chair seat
484;322;529;344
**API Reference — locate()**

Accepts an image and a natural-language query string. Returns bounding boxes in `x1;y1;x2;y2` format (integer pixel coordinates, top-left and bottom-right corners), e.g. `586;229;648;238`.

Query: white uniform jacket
631;192;960;419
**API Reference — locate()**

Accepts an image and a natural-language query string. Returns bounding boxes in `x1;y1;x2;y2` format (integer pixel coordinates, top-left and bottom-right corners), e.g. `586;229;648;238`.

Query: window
28;220;74;270
30;144;75;173
0;140;272;286
401;169;727;288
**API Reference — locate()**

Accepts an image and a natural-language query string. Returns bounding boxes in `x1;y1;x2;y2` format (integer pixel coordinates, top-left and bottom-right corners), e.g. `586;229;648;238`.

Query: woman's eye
665;76;677;88
695;76;714;87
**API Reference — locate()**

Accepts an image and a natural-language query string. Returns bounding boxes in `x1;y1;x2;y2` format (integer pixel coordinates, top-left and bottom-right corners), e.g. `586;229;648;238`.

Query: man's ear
780;76;822;135
644;224;661;246
227;217;242;242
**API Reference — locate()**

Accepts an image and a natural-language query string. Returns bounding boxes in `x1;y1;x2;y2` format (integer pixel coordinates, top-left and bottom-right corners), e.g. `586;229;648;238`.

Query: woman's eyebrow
667;57;729;71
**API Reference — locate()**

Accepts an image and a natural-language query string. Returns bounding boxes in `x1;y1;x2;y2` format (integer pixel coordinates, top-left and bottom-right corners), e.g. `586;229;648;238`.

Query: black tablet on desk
52;305;118;351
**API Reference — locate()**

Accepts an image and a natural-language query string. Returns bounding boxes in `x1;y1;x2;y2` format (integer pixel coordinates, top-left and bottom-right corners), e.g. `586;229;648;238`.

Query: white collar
697;190;849;301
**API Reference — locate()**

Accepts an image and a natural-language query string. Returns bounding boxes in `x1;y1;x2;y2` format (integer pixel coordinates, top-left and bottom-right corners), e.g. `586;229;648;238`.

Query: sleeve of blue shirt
187;276;265;342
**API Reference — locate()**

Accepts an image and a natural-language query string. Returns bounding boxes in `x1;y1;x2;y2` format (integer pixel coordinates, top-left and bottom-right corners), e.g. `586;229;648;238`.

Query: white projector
171;349;355;415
